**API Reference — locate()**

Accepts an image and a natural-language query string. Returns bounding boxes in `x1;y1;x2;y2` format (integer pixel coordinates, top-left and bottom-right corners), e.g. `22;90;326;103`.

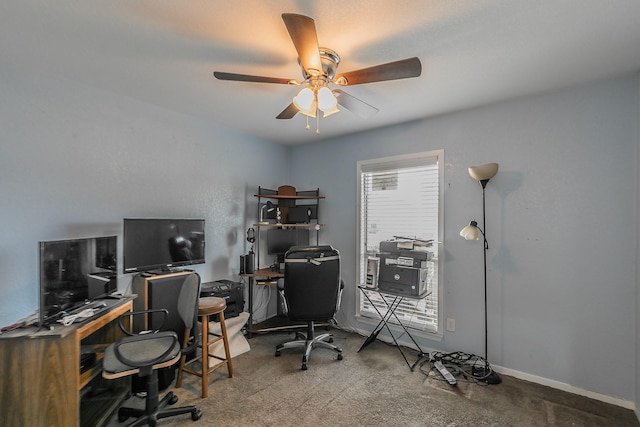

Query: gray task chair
102;272;203;426
275;245;343;370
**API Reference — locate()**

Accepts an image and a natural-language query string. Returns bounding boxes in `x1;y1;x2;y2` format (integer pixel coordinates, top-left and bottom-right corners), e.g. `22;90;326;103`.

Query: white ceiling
3;1;640;145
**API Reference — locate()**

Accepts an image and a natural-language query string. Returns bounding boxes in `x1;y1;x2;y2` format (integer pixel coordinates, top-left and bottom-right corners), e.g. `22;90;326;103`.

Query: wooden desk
0;297;134;427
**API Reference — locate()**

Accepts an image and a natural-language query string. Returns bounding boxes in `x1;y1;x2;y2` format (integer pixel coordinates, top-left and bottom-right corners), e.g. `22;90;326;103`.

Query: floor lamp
459;162;502;385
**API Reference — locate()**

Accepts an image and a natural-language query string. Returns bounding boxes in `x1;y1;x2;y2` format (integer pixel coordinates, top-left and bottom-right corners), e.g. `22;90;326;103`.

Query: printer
377;238;433;297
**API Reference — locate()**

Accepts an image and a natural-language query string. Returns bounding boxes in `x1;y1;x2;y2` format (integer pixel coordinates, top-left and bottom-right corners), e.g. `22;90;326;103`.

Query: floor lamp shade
468;163;498;182
460;221;481;241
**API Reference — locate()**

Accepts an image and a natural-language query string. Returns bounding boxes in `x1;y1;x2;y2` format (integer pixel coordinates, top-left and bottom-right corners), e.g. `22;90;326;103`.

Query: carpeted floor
107;328;639;426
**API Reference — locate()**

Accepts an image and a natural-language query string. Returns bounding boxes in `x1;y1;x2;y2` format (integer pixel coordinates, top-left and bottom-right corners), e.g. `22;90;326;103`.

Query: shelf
253;223;324;228
248;185;325;338
249;315;308;334
255;194;325;200
240;268;284;279
80;376;129;427
249;315;330;334
79;349;106;389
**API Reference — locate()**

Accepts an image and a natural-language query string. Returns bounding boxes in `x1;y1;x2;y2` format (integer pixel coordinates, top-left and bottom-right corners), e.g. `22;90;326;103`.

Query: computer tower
365;257;379;289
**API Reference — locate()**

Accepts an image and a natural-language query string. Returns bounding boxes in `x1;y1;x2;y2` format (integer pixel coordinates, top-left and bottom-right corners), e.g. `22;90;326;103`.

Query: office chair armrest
336;279;345;311
113;331;179;368
118;309;169;336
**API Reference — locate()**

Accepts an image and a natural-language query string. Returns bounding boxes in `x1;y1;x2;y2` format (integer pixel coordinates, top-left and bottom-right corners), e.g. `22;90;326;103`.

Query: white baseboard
350;326;636;412
495;365;635;411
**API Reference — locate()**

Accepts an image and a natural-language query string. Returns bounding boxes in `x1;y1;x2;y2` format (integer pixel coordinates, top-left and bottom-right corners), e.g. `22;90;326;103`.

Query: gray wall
636;78;640;417
0;68;289;325
289;75;639;402
1;62;638;405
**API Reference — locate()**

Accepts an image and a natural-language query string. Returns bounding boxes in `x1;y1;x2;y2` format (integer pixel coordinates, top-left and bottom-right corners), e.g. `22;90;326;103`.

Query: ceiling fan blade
333;89;379;119
282;13;322;76
213;71;297;85
334;57;422;86
276;103;299;119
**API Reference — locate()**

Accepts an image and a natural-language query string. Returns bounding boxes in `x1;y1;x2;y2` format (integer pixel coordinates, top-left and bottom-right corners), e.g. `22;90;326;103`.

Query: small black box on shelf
287;205;318;223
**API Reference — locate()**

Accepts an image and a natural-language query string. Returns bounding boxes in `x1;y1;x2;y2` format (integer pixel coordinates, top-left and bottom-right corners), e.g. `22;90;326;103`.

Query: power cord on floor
420;351;501;385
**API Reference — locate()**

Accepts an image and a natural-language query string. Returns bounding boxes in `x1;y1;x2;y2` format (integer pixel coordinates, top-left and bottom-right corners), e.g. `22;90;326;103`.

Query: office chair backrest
284;245;340;321
177;272;201;331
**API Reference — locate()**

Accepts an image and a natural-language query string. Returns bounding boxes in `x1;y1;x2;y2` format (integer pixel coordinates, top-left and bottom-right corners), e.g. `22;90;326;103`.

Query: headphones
246;227;255;244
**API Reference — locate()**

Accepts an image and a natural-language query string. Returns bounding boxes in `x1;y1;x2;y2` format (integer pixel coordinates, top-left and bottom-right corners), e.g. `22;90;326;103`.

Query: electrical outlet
446;317;455;332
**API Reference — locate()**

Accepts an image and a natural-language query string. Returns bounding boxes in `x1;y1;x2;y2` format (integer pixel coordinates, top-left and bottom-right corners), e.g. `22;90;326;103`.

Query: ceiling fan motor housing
299;48;340;81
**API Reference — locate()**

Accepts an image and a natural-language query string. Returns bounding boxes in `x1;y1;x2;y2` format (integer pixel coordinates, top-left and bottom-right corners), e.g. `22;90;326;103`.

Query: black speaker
240;253;254;274
87;273;117;299
287;205;317;223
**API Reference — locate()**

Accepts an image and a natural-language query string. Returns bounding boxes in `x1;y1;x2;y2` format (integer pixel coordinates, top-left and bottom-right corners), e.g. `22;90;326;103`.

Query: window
356;150;443;336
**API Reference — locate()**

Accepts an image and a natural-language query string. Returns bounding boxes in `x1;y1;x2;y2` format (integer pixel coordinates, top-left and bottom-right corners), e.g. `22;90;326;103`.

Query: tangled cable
57;308;100;326
420;351;500;385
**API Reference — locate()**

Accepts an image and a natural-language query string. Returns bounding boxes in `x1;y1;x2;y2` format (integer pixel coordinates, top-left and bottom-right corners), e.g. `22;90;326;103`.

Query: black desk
358;286;430;370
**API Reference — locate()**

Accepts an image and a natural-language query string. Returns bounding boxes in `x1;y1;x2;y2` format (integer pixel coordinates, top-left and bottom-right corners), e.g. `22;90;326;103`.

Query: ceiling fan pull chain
305;115;310;131
316;113;320;135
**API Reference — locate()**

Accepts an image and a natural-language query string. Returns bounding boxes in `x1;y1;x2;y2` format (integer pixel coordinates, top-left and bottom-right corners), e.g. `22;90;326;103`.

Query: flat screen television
123;218;205;274
39;235;117;325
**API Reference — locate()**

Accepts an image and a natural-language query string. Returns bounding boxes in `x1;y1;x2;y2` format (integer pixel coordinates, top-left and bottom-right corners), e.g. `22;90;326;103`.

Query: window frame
355;149;444;340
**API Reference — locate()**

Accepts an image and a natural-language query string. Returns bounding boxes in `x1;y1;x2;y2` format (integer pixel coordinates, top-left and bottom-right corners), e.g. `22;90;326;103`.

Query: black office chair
275;245;344;370
102;273;203;426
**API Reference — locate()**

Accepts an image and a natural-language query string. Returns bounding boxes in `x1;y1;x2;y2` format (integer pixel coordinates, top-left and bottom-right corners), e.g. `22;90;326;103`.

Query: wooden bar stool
176;297;233;398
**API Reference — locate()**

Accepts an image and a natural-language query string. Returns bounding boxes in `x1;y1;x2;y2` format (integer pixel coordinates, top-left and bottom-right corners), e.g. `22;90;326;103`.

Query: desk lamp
260;201;276;224
460;162;502;385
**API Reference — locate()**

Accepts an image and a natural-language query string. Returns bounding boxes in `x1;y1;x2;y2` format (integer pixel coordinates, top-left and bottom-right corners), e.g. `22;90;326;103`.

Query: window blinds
358;152;440;333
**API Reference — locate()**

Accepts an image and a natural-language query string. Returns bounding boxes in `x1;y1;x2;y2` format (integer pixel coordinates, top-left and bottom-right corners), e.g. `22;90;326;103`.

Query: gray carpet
109;328;639;427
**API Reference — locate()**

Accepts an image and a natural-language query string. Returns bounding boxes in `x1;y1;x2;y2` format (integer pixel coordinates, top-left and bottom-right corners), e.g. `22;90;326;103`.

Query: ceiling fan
213;13;422;132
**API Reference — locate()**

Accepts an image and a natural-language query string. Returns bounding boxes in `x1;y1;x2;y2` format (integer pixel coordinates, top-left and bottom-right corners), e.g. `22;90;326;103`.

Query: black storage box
200;280;245;319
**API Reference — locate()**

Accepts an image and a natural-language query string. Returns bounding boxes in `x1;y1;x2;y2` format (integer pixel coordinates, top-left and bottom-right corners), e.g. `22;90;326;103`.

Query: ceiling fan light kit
293;87;316;116
213;13;422;134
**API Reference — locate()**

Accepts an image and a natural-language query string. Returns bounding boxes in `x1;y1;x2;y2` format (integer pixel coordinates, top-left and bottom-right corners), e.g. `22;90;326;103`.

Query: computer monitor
266;229;309;259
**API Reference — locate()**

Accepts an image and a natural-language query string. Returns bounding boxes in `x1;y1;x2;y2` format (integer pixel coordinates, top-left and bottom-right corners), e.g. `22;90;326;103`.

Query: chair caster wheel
192;409;203;421
337;353;343;360
168;394;179;405
275;350;281;357
301;363;308;370
328;337;334;343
